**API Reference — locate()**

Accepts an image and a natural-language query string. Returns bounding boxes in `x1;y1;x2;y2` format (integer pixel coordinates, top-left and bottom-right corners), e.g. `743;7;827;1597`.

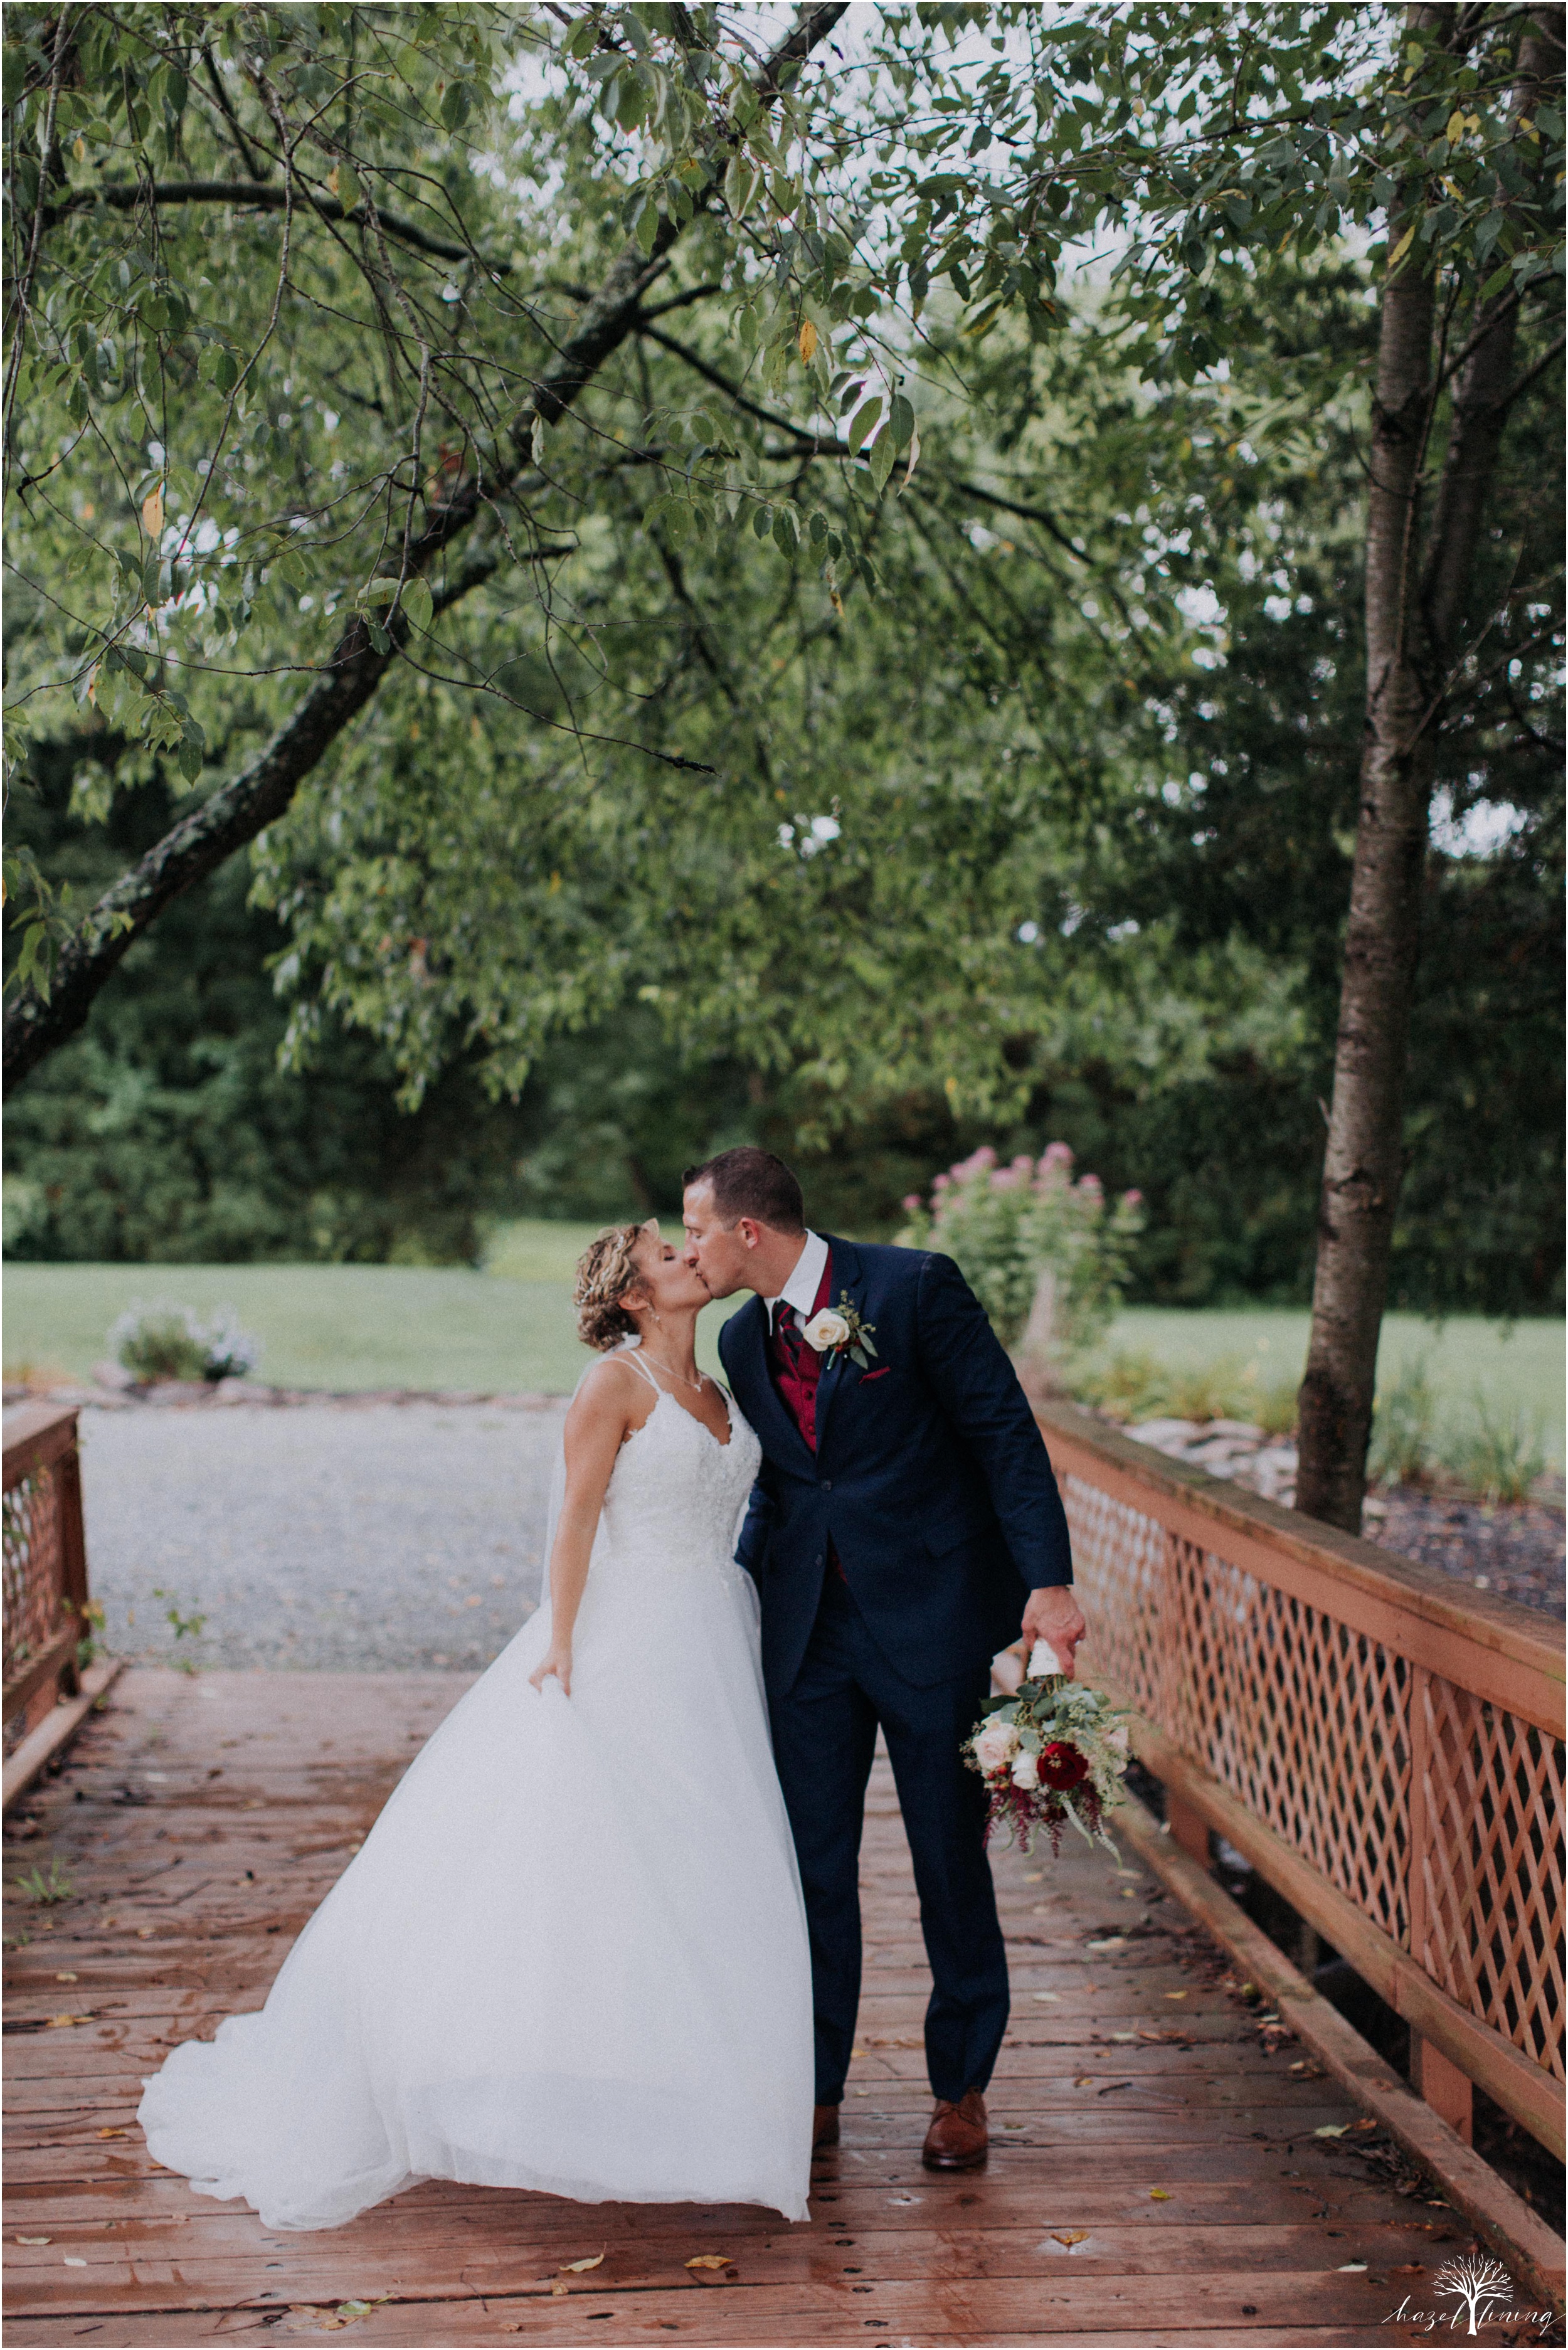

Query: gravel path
77;1402;564;1672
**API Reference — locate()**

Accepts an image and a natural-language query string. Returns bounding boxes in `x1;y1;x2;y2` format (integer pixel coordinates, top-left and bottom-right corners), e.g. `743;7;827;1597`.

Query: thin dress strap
622;1347;664;1394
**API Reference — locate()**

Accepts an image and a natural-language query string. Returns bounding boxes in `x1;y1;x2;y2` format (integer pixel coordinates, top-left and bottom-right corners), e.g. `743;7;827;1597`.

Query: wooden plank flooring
3;1670;1539;2349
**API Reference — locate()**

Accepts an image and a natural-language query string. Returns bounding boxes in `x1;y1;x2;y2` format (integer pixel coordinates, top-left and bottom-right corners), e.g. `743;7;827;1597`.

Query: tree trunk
1295;5;1559;1531
1;3;847;1098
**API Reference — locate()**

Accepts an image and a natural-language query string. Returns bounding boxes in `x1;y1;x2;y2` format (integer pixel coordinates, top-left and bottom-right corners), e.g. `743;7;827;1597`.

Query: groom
682;1146;1085;2173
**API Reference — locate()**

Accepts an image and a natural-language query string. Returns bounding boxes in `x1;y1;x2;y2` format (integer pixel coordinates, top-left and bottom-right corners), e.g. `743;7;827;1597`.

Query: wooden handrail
1033;1394;1565;2157
1037;1399;1563;1730
3;1402;93;1789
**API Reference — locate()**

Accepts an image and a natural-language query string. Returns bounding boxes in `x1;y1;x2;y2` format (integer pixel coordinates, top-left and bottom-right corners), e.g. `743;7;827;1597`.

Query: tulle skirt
138;1560;815;2229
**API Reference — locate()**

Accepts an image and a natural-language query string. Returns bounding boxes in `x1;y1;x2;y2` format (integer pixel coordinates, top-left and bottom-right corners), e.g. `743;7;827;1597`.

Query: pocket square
860;1367;891;1383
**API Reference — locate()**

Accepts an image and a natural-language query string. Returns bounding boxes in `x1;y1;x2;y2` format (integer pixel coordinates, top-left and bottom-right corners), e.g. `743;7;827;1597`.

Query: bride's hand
529;1643;573;1696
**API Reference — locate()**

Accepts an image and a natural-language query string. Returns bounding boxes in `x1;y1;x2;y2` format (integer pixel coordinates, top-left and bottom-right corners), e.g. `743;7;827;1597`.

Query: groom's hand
1021;1585;1086;1679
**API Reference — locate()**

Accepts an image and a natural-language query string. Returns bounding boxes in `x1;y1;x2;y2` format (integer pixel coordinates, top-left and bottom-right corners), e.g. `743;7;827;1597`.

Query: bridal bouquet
965;1642;1130;1858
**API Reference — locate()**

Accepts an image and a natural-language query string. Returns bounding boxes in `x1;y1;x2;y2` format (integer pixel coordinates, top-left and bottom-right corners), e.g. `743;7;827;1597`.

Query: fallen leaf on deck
560;2255;605;2273
1074;2075;1096;2087
46;2014;93;2027
549;2282;569;2297
1030;1991;1059;2002
55;1972;77;1982
1051;2230;1089;2248
1148;2188;1172;2201
1337;2262;1367;2272
1390;2265;1426;2277
850;2045;866;2056
1313;2124;1349;2137
16;2235;51;2244
1350;2117;1377;2132
1086;1937;1126;1952
1163;1991;1188;2000
135;1929;155;1940
63;2257;87;2267
685;2255;734;2270
94;2128;129;2139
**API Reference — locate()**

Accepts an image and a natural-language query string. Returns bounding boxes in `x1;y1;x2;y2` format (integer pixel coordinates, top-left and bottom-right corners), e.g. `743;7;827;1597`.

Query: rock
213;1377;275;1405
1203;1419;1265;1442
140;1380;211;1407
90;1359;137;1392
1127;1419;1204;1449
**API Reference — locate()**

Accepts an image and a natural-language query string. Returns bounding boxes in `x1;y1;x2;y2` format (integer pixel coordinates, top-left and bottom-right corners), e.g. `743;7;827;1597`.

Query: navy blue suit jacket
717;1236;1073;1697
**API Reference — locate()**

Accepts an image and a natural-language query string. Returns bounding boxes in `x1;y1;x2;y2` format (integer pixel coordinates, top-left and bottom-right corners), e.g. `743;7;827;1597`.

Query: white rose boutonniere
800;1293;879;1370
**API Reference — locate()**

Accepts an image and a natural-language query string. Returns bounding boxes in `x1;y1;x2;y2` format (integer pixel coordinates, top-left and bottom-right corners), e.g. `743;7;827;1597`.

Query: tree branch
36;176;507;272
3;3;850;1095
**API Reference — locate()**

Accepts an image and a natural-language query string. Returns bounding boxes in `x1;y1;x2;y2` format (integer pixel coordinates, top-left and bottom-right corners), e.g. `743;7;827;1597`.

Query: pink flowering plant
966;1661;1130;1860
896;1143;1143;1360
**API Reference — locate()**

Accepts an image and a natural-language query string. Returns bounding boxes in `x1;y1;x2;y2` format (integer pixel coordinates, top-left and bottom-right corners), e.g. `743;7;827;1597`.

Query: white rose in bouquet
974;1722;1019;1776
1010;1750;1041;1791
1108;1723;1130;1756
802;1310;850;1353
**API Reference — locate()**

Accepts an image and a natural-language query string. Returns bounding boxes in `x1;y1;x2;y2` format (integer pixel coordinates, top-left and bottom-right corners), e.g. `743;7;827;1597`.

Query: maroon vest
767;1253;833;1451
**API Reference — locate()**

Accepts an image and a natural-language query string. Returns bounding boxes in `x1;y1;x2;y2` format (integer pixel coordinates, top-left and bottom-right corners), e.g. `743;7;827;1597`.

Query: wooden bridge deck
3;1669;1510;2348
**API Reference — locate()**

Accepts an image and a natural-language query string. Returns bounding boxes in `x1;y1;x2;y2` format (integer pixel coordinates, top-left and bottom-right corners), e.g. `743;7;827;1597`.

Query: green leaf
847;395;882;457
401;578;433;635
889;392;914;452
177;738;203;783
335;159;361;213
868;427;896;492
440;81;471;132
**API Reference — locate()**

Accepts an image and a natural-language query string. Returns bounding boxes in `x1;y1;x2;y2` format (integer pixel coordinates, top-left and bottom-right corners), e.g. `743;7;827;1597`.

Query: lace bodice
595;1378;762;1587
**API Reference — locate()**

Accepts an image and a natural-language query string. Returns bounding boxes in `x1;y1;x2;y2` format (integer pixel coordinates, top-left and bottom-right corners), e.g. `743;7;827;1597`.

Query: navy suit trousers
767;1570;1010;2106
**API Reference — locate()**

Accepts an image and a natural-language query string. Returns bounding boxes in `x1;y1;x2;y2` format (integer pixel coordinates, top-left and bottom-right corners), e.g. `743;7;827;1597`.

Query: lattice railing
3;1404;89;1757
1037;1397;1565;2156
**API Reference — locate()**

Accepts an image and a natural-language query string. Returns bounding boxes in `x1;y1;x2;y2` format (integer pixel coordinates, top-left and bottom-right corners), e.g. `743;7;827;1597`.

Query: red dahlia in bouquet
964;1642;1130;1858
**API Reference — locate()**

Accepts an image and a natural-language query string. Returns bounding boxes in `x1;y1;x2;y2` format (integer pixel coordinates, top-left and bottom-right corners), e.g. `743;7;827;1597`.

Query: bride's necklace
640;1348;707;1396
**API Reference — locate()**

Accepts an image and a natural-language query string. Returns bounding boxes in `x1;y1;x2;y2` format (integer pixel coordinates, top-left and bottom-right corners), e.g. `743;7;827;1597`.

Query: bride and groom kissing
139;1147;1087;2230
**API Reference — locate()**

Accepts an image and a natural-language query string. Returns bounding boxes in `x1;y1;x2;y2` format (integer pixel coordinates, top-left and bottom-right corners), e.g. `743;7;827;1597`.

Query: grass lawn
1;1222;746;1397
4;1224;1561;1461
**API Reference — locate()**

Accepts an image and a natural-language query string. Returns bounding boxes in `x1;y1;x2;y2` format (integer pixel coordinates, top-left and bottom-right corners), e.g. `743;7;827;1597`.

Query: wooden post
1412;2030;1474;2145
1165;1791;1212;1868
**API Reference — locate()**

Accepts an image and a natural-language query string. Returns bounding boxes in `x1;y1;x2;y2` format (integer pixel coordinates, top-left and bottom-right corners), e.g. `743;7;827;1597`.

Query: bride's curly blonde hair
573;1220;653;1352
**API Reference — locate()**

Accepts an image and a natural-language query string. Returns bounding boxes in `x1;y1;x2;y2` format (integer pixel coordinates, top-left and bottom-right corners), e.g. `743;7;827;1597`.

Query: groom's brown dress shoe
921;2089;987;2171
813;2103;841;2149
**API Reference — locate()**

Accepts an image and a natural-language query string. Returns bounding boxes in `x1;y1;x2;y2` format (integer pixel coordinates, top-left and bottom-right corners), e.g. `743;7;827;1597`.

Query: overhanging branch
3;2;849;1096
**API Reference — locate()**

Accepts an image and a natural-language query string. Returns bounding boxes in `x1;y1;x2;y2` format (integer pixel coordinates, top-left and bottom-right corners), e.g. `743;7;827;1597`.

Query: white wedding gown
138;1360;815;2228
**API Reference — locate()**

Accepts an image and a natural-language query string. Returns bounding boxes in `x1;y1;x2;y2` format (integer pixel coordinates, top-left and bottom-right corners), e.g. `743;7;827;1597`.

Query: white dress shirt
763;1228;830;1335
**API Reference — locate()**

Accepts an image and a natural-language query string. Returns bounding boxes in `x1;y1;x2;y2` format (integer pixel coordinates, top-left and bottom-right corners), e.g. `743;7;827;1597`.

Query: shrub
109;1301;262;1385
1071;1347;1298;1432
898;1143;1143;1363
1442;1396;1548;1505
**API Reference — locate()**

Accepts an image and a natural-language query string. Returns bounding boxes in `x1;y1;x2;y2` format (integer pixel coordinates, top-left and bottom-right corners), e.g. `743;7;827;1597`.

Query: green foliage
109;1303;207;1383
1;4;1560;1330
9;1858;73;1903
1368;1355;1439;1487
856;4;1563;374
1073;1347;1297;1431
1443;1396;1549;1505
898;1142;1143;1354
107;1298;258;1382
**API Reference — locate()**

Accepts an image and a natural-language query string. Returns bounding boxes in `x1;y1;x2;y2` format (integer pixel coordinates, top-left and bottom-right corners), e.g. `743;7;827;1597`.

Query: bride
138;1222;815;2230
